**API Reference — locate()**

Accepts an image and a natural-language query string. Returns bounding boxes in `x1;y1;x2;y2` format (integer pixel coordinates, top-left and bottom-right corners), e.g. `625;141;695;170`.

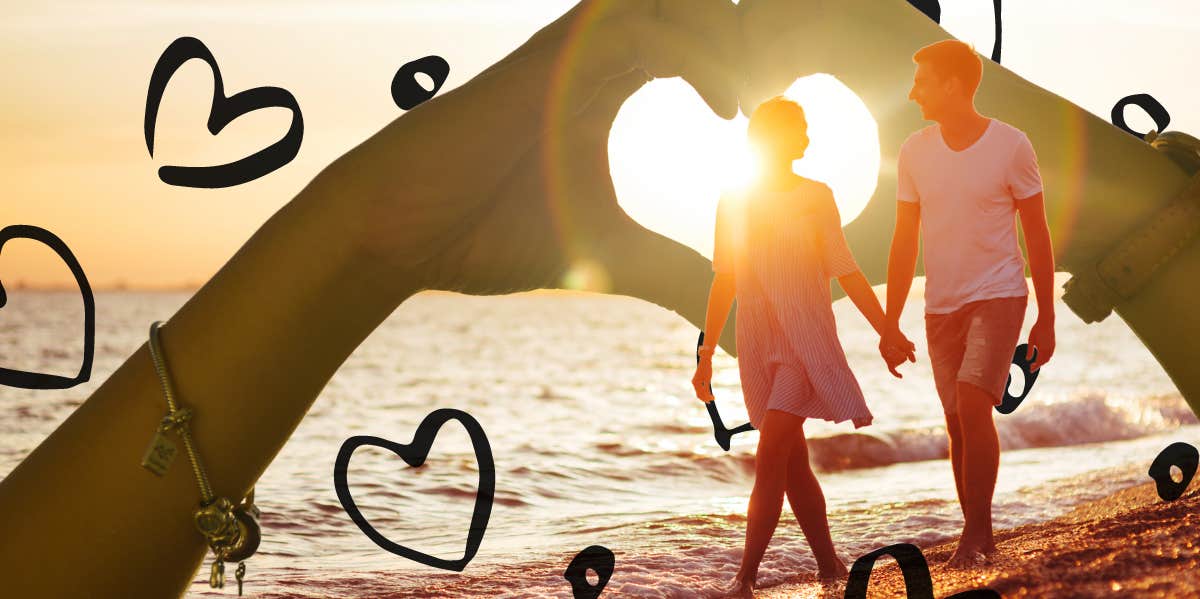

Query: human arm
694;271;736;402
694;195;738;401
0;1;742;595
820;190;917;376
1017;191;1056;371
883;200;921;335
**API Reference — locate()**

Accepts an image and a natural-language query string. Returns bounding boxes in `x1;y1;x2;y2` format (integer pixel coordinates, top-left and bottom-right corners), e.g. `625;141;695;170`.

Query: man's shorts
924;295;1027;415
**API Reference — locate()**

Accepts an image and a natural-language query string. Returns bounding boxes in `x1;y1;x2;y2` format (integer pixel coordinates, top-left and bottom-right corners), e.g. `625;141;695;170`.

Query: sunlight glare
610;74;880;260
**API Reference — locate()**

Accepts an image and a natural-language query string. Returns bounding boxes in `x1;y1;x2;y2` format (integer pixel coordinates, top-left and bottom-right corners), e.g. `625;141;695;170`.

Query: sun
609;74;881;261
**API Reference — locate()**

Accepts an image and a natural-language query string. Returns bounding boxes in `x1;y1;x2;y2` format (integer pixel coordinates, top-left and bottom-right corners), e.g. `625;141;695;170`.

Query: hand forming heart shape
341;0;1028;359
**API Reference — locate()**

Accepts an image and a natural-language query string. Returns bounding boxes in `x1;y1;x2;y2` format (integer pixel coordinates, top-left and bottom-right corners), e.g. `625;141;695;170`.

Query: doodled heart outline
0;225;95;390
144;36;304;189
332;407;496;572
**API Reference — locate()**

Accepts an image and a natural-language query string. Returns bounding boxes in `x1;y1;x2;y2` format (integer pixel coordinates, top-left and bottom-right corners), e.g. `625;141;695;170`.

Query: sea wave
586;391;1197;478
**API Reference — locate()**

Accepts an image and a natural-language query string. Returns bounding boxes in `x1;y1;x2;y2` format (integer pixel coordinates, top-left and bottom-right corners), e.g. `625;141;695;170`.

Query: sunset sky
2;0;1198;289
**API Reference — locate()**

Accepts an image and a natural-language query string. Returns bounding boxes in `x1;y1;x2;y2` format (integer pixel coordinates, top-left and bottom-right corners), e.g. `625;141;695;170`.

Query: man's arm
1017;191;1056;370
884;200;921;333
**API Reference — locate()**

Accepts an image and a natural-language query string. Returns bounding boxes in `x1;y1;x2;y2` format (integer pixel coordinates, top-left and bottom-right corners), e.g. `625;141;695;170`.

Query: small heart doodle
563;545;615;599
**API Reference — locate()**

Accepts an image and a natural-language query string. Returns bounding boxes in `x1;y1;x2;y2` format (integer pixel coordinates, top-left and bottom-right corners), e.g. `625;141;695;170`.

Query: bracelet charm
140;429;178;476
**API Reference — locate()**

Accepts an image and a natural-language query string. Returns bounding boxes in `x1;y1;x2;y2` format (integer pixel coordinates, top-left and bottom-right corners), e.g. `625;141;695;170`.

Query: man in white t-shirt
880;39;1058;566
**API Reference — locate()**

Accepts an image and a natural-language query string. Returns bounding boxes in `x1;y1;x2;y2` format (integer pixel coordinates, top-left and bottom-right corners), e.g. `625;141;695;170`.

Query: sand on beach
755;477;1200;598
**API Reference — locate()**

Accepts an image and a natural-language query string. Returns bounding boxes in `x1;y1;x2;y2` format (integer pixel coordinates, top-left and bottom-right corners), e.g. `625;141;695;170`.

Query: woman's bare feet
946;538;991;568
947;526;996;567
816;558;848;582
715;574;755;598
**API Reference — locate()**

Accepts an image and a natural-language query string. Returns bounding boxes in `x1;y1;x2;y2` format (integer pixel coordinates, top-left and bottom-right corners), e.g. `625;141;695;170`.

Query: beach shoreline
755;476;1200;598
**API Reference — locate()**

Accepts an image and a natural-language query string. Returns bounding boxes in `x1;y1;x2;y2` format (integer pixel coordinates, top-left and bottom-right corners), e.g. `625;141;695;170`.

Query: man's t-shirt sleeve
896;141;920;204
1007;132;1043;200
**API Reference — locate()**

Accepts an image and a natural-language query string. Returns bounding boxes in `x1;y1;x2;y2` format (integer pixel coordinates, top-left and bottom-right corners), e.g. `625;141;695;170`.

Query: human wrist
882;318;901;335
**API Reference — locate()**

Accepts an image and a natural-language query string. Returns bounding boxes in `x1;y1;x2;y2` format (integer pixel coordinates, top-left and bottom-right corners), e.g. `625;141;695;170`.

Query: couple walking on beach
692;39;1058;597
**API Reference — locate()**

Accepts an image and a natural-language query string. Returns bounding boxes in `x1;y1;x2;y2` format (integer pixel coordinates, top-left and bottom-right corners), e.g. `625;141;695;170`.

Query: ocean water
1;289;1196;598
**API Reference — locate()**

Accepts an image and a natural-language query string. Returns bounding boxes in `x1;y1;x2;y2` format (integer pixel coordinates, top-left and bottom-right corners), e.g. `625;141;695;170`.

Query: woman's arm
703;272;737;349
839;268;916;377
837;270;887;336
0;174;418;598
693;271;735;402
0;2;743;595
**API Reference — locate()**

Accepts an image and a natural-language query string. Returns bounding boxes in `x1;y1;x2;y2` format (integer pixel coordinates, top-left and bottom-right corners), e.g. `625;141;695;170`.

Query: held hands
310;0;959;358
327;0;1089;362
879;326;917;378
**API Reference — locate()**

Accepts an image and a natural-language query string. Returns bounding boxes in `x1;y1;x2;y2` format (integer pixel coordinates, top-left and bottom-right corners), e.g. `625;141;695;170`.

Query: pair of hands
319;0;1029;400
879;326;918;379
328;0;948;315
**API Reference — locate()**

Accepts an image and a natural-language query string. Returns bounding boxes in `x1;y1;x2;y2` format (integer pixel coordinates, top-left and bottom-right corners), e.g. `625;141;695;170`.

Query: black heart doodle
1148;441;1198;502
696;331;755;451
844;543;999;599
1111;93;1171;139
563;545;614;599
333;408;495;572
392;55;450;110
144;36;304;189
996;343;1039;414
905;0;1003;63
0;225;95;390
845;543;935;599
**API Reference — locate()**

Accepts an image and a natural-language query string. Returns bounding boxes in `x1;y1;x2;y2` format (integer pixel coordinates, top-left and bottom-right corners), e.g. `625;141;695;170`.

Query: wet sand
755;477;1200;598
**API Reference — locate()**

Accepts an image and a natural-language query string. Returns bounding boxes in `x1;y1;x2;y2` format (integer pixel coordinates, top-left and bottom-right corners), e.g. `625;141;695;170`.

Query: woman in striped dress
693;97;916;597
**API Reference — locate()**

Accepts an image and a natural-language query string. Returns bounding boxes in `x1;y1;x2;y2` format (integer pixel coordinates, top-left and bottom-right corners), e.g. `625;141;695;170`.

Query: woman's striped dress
712;179;874;430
